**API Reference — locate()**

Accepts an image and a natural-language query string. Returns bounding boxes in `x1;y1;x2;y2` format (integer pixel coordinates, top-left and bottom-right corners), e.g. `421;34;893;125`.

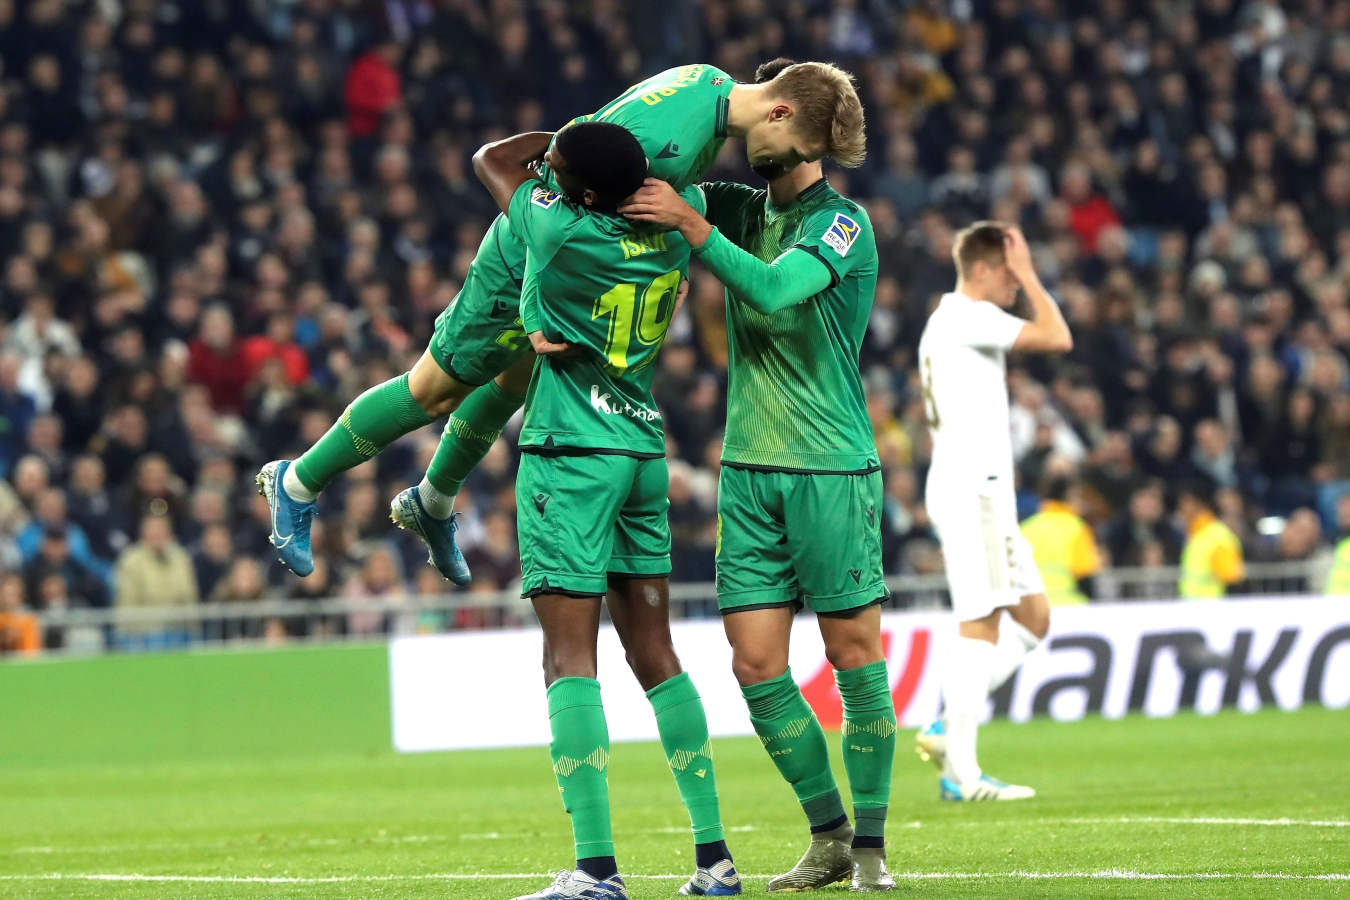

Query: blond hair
952;220;1010;279
765;62;866;168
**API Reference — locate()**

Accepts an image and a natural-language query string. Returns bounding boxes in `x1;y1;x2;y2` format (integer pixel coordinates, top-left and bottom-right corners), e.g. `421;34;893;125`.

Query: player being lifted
475;122;738;899
914;223;1072;801
621;58;894;894
256;61;865;585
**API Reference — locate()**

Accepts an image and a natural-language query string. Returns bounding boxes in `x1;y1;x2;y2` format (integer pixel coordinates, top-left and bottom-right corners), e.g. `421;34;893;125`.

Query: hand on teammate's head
618;178;687;228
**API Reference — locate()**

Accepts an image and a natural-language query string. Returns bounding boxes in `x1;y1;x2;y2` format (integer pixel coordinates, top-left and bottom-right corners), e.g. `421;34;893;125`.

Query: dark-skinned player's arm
620;178;832;314
470;131;572;356
471;131;554;214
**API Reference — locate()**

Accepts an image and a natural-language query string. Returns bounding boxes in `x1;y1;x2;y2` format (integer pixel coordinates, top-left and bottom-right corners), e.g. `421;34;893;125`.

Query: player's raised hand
619;178;691;228
528;330;575;358
1002;227;1038;285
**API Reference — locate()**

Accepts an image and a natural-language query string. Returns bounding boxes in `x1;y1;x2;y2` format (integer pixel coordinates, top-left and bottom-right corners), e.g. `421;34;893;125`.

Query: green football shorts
429;216;532;386
517;451;672;598
716;465;888;615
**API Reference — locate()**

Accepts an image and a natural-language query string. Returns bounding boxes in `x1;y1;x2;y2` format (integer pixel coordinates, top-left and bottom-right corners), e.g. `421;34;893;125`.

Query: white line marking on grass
9;818;1339;857
1070;816;1350;828
1;871;1347;884
460;824;757;840
942;816;1350;830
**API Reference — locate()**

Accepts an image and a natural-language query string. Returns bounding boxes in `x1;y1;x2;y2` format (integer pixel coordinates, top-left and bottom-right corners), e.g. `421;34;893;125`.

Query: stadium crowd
2;0;1350;650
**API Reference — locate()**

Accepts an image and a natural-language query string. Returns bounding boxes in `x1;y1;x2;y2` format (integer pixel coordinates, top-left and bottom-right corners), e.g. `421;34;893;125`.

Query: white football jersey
917;292;1026;489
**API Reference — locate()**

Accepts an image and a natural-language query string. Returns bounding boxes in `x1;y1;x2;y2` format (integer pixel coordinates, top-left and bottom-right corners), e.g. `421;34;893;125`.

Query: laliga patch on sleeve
531;187;562;209
821;212;860;257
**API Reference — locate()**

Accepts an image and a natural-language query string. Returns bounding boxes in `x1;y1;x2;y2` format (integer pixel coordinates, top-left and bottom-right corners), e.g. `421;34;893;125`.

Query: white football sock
942;635;995;785
988;617;1043;693
282;462;318;503
417;477;456;519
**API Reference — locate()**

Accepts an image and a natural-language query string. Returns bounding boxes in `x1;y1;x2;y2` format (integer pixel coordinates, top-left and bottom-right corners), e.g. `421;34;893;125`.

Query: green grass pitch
1;646;1347;898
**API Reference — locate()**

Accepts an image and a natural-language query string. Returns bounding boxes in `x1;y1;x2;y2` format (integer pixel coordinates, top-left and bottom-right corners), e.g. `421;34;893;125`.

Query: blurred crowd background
2;0;1350;650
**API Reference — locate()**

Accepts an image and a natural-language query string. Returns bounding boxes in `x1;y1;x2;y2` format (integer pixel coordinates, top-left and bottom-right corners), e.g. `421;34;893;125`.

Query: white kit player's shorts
928;474;1044;621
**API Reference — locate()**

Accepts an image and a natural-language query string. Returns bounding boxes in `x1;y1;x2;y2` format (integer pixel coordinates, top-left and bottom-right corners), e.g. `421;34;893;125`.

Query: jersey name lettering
620;232;668;259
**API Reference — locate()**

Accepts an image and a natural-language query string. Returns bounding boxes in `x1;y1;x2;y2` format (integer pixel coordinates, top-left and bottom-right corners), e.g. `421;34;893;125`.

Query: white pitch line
1066;816;1350;828
463;824;756;840
8;817;1341;857
934;816;1350;830
0;871;1347;884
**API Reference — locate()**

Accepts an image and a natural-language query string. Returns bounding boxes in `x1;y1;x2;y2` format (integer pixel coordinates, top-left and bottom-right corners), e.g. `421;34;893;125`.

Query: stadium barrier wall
389;597;1350;752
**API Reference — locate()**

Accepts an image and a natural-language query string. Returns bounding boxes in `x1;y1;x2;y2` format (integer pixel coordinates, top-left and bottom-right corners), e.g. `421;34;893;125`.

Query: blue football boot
389;486;471;585
940;773;1036;801
256;460;316;577
678;858;742;895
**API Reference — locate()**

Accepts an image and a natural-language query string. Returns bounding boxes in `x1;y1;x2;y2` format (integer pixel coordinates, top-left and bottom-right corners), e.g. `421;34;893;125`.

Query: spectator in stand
16;487;112;595
113;513;198;650
192;523;235;601
344;37;402;139
0;571;40;655
1105;481;1185;572
188;305;250;415
344;546;406;636
0;352;36;477
207;557;270;642
461;508;520;592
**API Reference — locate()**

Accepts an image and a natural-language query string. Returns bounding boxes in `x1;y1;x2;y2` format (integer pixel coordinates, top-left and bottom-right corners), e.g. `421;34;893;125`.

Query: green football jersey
508;179;706;455
703;179;880;474
442;64;735;344
572;63;735;191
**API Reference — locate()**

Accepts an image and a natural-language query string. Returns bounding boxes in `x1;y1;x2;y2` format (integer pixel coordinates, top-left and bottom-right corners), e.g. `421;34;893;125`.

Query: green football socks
741;668;847;831
836;660;896;848
424;380;525;501
647;672;725;844
547;677;614;860
292;373;432;494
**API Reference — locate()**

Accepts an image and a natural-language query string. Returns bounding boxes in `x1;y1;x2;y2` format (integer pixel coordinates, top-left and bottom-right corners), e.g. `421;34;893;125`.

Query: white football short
928;476;1045;621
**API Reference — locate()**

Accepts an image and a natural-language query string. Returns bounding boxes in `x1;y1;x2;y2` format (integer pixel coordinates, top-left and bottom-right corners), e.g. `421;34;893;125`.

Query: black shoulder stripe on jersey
715;96;730;138
792;242;841;288
797;179;831;204
494;223;524;288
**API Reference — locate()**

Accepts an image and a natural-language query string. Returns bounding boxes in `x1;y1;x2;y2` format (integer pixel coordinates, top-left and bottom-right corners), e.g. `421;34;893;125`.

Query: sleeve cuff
791;243;841;288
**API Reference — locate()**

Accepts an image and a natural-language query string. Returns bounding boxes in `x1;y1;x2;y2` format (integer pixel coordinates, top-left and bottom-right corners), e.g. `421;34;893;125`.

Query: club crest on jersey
711;76;726;85
821;212;860;257
531;187;562;209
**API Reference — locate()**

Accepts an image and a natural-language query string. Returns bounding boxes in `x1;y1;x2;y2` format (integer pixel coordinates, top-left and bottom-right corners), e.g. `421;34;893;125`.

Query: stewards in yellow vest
1177;482;1244;599
1326;495;1350;595
1021;478;1101;606
1326;537;1350;595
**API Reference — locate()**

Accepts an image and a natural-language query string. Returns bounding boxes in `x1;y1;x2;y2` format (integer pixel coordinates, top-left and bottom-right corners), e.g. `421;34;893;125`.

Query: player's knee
731;651;787;687
541;643;597;684
625;642;681;692
824;636;876;672
412;381;466;419
417;393;460;419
